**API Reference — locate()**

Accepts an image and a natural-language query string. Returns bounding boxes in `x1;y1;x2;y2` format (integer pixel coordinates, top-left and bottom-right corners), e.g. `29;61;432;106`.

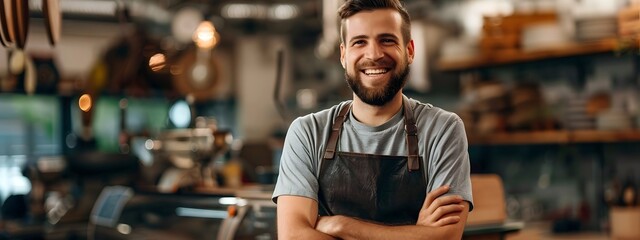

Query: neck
351;92;403;127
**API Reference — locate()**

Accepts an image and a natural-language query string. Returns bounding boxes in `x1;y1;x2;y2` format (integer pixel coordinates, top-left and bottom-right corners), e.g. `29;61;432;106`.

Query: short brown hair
338;0;411;44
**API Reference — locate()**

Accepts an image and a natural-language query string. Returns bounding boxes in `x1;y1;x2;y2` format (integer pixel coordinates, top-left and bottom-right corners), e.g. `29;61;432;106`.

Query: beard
345;58;410;106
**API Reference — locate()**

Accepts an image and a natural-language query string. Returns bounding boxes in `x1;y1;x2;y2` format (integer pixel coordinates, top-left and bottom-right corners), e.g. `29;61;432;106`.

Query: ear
340;43;346;69
406;40;415;65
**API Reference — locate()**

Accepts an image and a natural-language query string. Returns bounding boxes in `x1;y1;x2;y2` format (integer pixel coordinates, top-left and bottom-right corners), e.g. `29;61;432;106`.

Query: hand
417;185;465;227
315;215;344;238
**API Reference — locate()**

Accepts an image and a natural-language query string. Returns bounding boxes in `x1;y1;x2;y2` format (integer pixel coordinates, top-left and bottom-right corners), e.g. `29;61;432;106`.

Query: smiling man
272;0;473;239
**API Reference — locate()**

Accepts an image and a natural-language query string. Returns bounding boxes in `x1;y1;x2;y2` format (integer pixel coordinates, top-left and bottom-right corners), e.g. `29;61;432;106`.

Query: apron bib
318;98;427;225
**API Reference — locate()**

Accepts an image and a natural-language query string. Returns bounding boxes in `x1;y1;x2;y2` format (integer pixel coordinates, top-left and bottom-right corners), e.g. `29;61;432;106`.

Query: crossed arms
277;185;470;240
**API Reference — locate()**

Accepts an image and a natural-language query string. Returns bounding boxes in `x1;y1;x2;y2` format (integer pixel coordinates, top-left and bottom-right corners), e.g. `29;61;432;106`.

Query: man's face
340;9;414;106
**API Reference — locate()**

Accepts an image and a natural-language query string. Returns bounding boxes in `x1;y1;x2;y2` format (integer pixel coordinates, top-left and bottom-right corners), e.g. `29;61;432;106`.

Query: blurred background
0;0;639;239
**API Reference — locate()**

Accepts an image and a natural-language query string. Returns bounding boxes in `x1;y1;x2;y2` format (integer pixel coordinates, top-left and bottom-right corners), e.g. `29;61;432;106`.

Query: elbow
278;227;308;240
425;231;463;240
420;225;465;240
433;232;462;240
278;226;323;240
278;231;303;240
449;230;464;240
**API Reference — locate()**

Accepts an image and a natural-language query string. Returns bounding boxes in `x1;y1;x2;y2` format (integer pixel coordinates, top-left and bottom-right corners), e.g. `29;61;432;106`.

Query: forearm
316;196;470;240
329;216;463;240
279;215;338;240
279;227;336;240
276;196;337;240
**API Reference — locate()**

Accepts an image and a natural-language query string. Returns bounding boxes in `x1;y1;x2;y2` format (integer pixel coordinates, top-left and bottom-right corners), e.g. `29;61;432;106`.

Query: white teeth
363;69;388;75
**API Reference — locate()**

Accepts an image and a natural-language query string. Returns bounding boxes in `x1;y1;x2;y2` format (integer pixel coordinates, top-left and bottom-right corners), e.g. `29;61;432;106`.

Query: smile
361;68;390;75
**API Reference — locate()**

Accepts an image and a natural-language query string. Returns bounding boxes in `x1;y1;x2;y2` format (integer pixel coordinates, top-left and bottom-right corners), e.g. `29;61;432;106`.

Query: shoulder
408;97;463;130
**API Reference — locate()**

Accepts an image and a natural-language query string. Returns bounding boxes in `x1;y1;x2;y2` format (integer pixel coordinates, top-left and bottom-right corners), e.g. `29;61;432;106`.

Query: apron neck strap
403;98;420;171
323;98;421;172
323;102;351;160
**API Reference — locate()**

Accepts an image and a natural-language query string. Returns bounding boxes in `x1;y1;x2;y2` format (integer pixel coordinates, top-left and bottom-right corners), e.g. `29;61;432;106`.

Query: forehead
343;8;403;41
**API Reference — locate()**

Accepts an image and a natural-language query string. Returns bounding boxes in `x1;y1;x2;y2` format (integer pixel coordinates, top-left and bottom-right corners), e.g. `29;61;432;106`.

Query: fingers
427;195;463;215
432;215;461;227
417;204;464;227
418;186;467;227
422;185;450;209
428;203;465;222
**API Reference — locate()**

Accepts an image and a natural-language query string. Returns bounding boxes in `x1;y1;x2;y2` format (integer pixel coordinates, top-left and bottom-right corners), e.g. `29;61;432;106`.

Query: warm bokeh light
193;21;217;49
149;53;166;72
170;64;183;76
117;224;132;235
222;4;264;19
191;63;208;86
79;94;92;112
269;4;299;20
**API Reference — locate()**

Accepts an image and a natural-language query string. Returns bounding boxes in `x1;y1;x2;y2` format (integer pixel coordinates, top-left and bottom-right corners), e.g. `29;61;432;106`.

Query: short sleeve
272;117;320;203
427;114;474;211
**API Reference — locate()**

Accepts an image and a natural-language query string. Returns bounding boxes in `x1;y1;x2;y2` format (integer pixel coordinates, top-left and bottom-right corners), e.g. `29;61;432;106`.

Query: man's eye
382;39;396;44
353;40;365;46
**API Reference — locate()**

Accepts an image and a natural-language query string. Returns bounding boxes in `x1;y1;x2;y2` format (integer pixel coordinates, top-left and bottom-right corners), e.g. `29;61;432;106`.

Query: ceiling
33;0;435;30
27;0;438;50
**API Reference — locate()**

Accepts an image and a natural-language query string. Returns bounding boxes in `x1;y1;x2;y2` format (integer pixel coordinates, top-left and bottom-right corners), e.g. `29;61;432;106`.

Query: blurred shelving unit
438;32;640;233
437;38;622;72
439;37;640;146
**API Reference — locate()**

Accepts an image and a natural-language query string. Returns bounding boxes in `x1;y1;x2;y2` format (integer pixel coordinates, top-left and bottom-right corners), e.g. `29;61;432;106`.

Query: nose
364;42;384;61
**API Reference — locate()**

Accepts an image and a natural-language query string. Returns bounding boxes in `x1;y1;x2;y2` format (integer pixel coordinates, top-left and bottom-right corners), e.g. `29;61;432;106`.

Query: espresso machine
144;117;233;193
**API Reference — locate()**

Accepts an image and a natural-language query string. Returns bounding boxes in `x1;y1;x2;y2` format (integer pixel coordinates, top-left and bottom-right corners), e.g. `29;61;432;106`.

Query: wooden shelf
437;38;621;72
467;130;640;145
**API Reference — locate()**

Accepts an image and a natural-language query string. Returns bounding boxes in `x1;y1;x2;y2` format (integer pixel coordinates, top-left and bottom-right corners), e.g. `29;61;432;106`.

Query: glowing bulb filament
79;94;92;112
193;21;218;49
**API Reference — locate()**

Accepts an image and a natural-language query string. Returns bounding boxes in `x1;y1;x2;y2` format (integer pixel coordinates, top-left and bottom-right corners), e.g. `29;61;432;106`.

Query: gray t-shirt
272;95;473;210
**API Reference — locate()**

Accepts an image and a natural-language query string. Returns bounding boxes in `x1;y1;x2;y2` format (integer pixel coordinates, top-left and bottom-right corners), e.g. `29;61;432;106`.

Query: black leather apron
318;98;427;225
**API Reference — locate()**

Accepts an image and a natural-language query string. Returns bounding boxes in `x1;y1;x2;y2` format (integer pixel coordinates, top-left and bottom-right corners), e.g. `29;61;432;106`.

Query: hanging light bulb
79;94;92;112
149;53;166;72
193;21;218;49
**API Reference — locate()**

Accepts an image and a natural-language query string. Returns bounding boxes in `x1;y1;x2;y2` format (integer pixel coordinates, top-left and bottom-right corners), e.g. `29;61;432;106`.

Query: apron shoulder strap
403;98;420;172
323;102;351;160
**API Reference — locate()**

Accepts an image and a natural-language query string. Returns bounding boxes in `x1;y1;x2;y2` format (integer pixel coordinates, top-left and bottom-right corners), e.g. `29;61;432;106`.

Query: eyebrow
348;33;400;44
348;35;368;44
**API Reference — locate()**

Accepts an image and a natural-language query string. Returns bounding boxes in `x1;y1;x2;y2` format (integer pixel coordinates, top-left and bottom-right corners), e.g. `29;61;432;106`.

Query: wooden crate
480;12;557;56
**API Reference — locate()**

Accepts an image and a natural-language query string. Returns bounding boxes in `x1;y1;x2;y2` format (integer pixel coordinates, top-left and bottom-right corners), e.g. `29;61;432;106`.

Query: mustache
356;58;395;69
